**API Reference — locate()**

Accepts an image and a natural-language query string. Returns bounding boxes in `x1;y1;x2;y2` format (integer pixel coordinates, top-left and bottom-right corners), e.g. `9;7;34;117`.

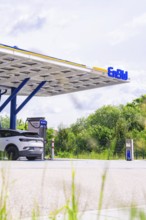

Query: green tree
87;125;113;152
75;129;91;153
0;115;26;129
121;105;144;132
0;115;10;128
87;105;121;129
51;94;146;158
45;128;54;155
114;118;127;155
17;119;27;130
55;126;69;153
71;118;87;135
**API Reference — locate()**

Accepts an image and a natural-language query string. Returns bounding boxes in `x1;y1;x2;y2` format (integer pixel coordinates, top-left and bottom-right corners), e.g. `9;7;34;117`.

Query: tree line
54;95;146;158
1;94;146;158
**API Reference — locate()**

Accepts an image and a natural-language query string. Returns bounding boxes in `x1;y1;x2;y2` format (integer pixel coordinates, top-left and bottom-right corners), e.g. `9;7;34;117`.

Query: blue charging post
126;139;134;161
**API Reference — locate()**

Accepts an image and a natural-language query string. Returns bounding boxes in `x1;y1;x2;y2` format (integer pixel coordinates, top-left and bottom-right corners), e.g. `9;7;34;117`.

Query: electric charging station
27;117;47;160
0;44;129;162
126;139;134;161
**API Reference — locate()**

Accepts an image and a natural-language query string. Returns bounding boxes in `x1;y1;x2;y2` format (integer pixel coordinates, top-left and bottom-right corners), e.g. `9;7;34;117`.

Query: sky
0;0;146;129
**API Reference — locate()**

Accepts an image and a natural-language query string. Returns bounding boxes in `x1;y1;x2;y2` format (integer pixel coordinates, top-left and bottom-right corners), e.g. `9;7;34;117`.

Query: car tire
6;146;19;160
26;157;37;161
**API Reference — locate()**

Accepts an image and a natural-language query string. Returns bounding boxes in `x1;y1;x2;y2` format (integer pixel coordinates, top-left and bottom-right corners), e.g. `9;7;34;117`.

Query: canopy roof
0;44;128;96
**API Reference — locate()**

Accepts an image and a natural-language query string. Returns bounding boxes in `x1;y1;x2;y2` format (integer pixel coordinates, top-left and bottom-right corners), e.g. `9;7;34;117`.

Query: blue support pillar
10;88;17;129
0;79;46;129
15;81;46;114
0;78;29;112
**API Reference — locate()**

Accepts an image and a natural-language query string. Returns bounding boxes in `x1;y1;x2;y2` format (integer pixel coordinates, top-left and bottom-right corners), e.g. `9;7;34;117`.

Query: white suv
0;129;44;160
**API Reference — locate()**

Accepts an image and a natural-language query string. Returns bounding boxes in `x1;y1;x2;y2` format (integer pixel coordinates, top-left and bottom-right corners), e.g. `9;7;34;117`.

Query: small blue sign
108;67;128;80
40;120;47;127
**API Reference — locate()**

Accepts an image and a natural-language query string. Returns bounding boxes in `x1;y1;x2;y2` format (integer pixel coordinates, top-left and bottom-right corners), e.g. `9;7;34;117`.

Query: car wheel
26;157;37;161
6;146;19;160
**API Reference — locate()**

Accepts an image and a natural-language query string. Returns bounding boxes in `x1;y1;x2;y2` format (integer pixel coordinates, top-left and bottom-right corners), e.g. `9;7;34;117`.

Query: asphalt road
0;159;146;219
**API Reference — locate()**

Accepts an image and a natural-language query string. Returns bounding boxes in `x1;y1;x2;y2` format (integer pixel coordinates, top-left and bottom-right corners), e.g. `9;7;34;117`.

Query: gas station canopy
0;44;128;97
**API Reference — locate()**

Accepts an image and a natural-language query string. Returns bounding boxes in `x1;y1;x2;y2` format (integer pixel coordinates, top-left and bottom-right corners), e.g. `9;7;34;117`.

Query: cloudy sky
1;0;146;128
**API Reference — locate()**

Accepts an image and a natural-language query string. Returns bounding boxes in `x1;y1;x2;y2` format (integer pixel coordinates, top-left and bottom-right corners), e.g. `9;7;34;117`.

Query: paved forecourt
0;159;146;219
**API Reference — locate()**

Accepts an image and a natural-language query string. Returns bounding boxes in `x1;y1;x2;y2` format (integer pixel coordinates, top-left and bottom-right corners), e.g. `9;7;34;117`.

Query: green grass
55;150;125;160
48;169;146;220
0;166;146;220
130;206;146;220
49;169;78;220
31;203;40;220
0;168;11;220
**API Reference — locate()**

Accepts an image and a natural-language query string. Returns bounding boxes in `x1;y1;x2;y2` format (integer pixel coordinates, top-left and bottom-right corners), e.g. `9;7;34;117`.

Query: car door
0;130;8;151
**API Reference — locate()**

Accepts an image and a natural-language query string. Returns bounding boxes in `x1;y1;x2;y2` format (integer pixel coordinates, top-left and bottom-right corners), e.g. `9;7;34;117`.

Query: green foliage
88;125;113;151
87;105;121;129
130;206;146;220
71;118;87;135
0;168;10;220
121;105;144;132
55;126;70;153
54;95;146;158
1;94;146;159
0;115;27;130
31;204;40;220
65;170;78;220
0;115;10;129
17;119;27;130
49;169;79;220
45;128;54;155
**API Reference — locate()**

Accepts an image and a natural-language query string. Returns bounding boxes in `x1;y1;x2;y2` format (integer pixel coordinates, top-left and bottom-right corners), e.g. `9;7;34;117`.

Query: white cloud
131;13;146;28
109;13;146;45
9;16;46;36
0;0;146;128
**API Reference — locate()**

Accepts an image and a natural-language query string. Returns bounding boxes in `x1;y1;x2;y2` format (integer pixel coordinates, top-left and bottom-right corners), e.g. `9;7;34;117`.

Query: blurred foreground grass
0;167;146;220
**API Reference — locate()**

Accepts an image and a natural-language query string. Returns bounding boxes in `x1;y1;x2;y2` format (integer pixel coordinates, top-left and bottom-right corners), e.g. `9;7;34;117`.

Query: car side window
0;130;19;137
2;131;12;137
9;131;19;137
0;131;3;137
0;131;7;137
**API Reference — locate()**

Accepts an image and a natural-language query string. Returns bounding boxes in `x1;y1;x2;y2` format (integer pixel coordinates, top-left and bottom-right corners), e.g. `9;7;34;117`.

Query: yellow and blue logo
108;67;128;80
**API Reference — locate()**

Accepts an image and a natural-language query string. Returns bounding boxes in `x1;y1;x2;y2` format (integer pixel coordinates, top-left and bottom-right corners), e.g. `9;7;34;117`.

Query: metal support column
15;81;46;114
0;79;46;130
10;88;17;129
0;78;29;112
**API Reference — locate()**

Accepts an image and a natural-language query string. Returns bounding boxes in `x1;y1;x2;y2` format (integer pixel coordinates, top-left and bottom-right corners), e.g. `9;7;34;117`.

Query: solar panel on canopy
0;44;128;96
